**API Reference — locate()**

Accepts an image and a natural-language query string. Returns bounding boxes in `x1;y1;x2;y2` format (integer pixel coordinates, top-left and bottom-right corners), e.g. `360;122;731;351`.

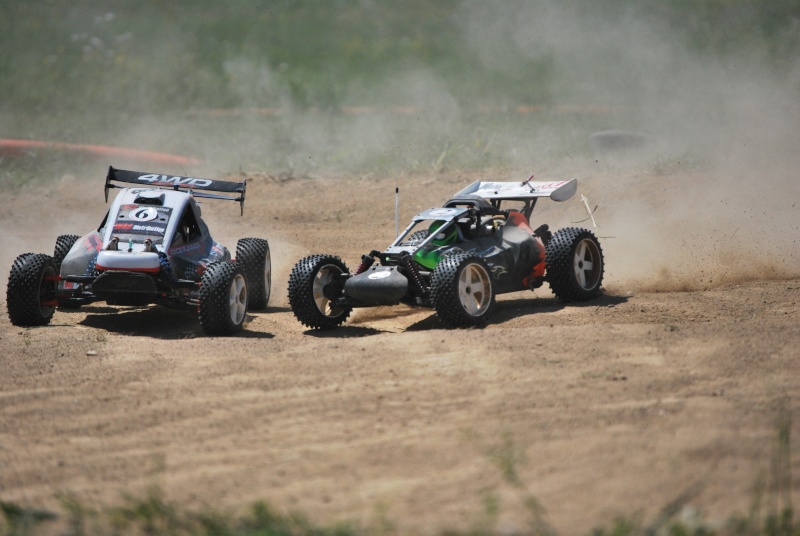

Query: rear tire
53;235;80;272
407;229;429;245
236;238;271;311
288;254;352;329
430;253;495;327
53;235;82;310
546;227;604;302
198;261;247;336
7;253;58;326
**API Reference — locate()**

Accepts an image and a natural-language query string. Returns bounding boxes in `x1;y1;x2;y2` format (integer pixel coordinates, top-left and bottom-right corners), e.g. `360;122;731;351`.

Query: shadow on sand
77;306;274;339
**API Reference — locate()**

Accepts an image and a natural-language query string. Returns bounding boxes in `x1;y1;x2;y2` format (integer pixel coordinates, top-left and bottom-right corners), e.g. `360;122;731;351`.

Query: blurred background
1;0;799;183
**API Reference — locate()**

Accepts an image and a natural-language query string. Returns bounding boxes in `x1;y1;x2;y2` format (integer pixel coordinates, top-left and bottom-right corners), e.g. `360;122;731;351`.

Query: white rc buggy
6;167;271;335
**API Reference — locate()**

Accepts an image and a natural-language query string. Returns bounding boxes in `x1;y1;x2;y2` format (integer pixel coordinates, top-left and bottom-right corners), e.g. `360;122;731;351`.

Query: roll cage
380;177;576;263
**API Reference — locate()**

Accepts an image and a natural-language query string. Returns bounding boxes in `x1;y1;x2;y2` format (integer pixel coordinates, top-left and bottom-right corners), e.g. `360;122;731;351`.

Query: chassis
6;167;271;335
288;176;604;329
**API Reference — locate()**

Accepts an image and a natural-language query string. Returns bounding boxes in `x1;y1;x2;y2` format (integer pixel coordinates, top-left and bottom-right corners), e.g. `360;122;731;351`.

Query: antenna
580;194;598;229
395;186;399;237
521;173;535;193
572;194;614;238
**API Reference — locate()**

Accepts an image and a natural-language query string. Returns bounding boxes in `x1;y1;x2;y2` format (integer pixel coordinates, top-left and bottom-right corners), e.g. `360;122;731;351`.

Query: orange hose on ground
0;139;202;166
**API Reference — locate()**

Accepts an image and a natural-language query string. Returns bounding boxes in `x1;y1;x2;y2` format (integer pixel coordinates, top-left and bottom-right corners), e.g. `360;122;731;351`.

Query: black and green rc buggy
288;176;604;329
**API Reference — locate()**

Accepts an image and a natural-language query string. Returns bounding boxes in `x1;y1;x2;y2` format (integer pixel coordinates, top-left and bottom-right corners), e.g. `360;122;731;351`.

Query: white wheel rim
263;249;271;293
458;263;491;316
313;265;342;317
228;274;247;324
573;239;601;290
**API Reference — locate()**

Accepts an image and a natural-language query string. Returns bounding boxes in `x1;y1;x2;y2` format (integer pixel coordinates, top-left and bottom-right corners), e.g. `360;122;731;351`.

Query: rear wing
453;176;577;202
104;166;247;215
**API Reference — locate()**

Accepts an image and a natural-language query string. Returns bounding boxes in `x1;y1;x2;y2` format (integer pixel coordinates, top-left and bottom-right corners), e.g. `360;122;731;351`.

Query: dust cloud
456;0;800;291
2;1;798;293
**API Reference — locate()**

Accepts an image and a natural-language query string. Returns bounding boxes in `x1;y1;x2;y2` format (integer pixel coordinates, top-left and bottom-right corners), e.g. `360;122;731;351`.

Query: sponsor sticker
130;207;158;222
136;174;213;188
169;241;202;256
131;224;166;235
114;206;172;239
368;270;393;280
490;265;508;278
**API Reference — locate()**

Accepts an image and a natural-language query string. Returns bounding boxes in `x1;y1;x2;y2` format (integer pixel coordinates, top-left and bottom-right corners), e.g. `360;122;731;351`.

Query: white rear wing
453;176;577;202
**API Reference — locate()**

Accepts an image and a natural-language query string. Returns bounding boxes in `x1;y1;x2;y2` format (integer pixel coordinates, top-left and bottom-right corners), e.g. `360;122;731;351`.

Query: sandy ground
1;167;799;534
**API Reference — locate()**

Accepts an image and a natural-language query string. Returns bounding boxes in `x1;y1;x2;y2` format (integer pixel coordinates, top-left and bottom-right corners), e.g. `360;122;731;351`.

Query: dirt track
1;169;799;534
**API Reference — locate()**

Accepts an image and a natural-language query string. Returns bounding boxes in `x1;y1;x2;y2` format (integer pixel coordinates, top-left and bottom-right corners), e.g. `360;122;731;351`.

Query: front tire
430;253;495;327
236;238;271;311
198;261;247;336
7;253;58;326
546;227;604;302
288;254;352;329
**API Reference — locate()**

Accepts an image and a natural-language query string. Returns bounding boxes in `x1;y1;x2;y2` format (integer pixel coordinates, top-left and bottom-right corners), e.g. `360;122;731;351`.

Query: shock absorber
84;255;98;276
400;252;429;300
158;251;173;279
354;253;375;275
533;224;552;246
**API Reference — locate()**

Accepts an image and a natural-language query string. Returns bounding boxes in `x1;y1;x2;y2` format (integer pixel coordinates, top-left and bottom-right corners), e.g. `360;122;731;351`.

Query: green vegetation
3;488;799;536
1;1;797;115
0;0;798;178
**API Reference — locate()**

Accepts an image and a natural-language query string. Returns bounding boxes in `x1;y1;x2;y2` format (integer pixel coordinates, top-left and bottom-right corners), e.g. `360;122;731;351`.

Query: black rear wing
105;166;247;215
